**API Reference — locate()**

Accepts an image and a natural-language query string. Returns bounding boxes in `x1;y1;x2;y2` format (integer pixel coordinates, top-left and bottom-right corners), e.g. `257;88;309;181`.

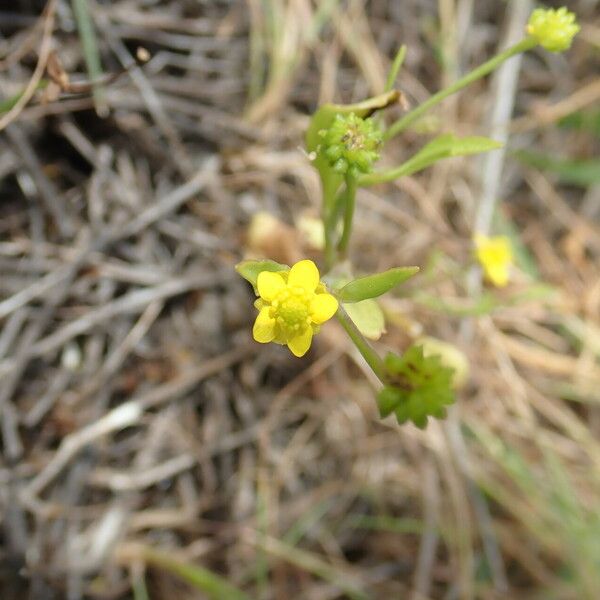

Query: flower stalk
337;175;357;257
384;37;537;140
335;304;387;383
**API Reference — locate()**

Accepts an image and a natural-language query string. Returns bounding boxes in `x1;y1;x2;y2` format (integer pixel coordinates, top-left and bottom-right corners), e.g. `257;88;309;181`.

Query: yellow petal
253;308;276;343
486;265;509;287
288;259;319;292
310;293;338;324
257;271;285;301
287;328;313;357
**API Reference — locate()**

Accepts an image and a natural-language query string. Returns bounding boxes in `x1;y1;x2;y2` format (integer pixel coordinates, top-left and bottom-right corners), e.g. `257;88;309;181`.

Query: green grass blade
254;535;370;600
515;150;600;187
141;547;251;600
384;45;407;92
0;80;49;114
71;0;107;115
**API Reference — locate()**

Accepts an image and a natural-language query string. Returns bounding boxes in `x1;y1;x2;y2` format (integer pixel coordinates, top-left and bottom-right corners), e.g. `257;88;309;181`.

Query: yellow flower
474;234;513;287
527;7;580;53
253;260;338;357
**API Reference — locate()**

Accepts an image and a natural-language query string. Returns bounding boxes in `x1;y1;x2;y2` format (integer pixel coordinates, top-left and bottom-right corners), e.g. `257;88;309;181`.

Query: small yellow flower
527;7;580;53
253;260;338;357
474;234;513;287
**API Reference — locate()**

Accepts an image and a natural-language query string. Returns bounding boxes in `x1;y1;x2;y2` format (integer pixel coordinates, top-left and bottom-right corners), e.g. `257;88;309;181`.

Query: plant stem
358;159;415;187
336;305;387;383
337;175;357;256
384;37;536;140
322;174;339;270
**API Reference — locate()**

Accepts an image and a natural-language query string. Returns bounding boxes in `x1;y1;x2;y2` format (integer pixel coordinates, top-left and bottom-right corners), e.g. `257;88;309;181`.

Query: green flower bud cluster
527;7;580;53
377;345;455;429
319;113;382;178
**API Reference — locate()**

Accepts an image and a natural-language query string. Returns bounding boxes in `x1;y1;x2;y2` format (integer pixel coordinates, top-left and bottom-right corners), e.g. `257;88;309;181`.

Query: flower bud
527;7;580;53
319;113;382;178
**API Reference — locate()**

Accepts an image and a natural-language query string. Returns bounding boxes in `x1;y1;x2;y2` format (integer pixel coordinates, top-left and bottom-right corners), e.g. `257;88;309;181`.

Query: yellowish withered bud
474;234;513;288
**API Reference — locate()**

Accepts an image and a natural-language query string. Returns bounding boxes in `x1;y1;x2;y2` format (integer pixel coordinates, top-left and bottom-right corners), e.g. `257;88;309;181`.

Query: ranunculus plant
237;7;579;428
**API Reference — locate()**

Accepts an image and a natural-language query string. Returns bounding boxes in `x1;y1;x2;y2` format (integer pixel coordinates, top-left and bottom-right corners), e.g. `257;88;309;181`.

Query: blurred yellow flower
474;234;513;287
527;7;580;53
253;260;338;357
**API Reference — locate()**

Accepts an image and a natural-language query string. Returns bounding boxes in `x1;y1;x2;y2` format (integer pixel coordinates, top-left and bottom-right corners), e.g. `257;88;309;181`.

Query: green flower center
271;287;312;334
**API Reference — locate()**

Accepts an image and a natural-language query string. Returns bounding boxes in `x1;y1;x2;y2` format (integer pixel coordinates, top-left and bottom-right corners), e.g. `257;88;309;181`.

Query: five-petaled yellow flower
474;234;513;288
527;7;580;53
253;260;338;357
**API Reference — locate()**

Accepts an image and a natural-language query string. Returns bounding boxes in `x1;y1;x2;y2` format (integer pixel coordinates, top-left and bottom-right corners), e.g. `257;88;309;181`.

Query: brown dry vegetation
1;1;599;599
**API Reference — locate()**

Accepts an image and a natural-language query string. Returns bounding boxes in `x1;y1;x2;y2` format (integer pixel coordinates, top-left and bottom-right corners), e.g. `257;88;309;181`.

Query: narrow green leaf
413;291;498;316
141;547;251;600
235;259;288;287
338;266;419;303
360;134;503;185
0;80;49;115
559;109;600;139
515;150;600;187
343;299;386;340
71;0;107;115
385;45;407;93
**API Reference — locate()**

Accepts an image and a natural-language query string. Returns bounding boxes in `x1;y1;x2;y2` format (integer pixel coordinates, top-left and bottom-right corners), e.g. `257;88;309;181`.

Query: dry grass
0;1;599;598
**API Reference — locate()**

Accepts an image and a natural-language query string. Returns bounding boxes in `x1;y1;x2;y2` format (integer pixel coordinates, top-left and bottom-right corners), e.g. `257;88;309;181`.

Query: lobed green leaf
377;345;455;428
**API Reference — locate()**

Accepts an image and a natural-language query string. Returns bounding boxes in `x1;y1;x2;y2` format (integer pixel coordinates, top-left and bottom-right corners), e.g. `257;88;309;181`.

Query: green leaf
338;266;419;303
385;45;407;93
72;0;107;114
377;345;455;428
412;291;498;316
559;108;600;139
0;80;49;115
235;260;288;288
417;336;469;389
140;547;251;600
377;387;402;418
360;134;503;185
343;299;386;340
514;150;600;187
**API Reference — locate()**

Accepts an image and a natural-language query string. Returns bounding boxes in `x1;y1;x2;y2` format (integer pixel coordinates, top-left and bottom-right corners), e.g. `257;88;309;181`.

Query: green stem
336;305;387;383
358;159;416;187
322;175;339;270
384;37;536;140
337;175;357;256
